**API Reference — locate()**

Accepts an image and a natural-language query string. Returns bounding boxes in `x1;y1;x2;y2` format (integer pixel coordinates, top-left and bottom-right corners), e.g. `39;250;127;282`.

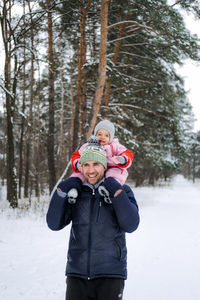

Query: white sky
0;10;200;132
176;12;200;132
176;60;200;132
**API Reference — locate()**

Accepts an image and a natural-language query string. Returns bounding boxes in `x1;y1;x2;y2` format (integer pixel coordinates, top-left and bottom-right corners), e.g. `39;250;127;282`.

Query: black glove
103;177;123;197
57;177;82;195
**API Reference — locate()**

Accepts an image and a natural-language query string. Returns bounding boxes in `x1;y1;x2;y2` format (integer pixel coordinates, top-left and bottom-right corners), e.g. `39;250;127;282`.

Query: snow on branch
108;103;168;119
171;0;183;8
18;111;28;120
0;82;15;100
108;33;143;44
119;51;155;61
114;69;151;83
108;20;158;34
123;42;155;47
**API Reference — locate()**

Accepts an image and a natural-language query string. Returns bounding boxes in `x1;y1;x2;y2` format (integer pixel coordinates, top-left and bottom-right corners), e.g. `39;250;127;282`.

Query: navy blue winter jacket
46;178;139;280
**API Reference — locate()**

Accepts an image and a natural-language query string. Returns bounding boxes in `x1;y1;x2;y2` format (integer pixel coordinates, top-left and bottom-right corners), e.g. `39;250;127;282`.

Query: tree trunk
34;67;42;197
18;27;26;199
1;0;18;207
24;0;34;198
73;0;91;150
46;0;56;193
69;66;75;153
87;0;109;138
148;170;155;185
104;10;130;107
57;54;65;157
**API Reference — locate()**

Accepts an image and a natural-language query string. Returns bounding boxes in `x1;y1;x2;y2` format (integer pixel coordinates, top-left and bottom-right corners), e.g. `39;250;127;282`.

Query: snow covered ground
0;175;200;300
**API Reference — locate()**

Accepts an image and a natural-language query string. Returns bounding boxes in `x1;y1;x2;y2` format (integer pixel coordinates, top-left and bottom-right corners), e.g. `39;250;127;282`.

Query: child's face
96;129;110;145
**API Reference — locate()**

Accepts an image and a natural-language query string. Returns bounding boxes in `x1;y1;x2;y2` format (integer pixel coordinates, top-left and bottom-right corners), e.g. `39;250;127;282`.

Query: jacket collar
83;178;105;190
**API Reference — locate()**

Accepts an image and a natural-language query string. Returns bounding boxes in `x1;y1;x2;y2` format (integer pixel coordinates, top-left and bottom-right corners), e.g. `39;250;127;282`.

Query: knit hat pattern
94;120;115;143
80;138;107;169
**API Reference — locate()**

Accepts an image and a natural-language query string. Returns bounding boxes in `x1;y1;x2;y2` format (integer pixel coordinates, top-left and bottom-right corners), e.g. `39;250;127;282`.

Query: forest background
0;0;200;209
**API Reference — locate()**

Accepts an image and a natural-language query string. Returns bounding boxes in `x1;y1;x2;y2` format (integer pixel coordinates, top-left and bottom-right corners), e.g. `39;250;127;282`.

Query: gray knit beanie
80;137;107;169
94;120;115;143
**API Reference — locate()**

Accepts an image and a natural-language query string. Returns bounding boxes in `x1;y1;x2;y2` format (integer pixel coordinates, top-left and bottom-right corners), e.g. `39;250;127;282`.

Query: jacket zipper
96;201;102;223
87;188;95;279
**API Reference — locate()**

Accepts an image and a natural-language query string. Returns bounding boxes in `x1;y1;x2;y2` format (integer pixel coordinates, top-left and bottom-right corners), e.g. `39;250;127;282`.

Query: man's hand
57;177;82;194
103;177;123;197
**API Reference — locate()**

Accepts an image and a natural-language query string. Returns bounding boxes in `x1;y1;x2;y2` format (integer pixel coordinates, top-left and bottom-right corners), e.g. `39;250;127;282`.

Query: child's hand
112;156;126;165
112;156;120;165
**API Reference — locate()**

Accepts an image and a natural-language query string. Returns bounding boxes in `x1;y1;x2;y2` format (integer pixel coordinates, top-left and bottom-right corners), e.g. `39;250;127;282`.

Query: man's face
81;160;105;185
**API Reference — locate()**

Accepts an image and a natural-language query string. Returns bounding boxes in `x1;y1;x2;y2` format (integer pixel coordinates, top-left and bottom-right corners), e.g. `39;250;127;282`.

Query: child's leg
105;168;128;185
70;171;85;183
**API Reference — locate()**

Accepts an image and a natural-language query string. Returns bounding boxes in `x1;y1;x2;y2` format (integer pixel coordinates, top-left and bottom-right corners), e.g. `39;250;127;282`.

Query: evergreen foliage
180;131;200;182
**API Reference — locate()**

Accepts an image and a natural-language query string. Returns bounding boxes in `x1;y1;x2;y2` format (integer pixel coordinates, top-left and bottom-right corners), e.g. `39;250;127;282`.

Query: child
71;119;133;185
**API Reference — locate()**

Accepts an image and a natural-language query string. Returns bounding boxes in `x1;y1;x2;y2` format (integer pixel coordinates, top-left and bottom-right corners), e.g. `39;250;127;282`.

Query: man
46;139;140;300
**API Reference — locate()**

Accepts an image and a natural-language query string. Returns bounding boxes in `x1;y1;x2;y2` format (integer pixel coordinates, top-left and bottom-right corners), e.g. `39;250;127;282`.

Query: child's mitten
112;156;126;165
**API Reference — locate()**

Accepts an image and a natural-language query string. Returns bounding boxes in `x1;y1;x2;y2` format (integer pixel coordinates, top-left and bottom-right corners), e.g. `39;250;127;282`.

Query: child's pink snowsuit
71;138;133;185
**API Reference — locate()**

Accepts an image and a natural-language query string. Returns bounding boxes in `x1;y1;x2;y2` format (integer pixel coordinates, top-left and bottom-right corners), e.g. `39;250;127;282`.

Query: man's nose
88;166;95;172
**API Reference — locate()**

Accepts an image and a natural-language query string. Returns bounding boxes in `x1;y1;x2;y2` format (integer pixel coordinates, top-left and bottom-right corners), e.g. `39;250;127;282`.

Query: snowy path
0;175;200;300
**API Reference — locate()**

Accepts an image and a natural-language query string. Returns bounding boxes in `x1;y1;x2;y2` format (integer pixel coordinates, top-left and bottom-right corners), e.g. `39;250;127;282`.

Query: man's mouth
88;174;96;178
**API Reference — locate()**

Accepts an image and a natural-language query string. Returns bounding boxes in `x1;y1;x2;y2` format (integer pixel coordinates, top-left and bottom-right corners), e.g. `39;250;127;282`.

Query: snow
125;175;200;300
0;175;200;300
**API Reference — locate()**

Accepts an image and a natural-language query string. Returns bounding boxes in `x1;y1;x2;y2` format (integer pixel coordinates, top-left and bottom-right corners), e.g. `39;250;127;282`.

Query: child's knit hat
94;120;115;143
80;136;107;169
